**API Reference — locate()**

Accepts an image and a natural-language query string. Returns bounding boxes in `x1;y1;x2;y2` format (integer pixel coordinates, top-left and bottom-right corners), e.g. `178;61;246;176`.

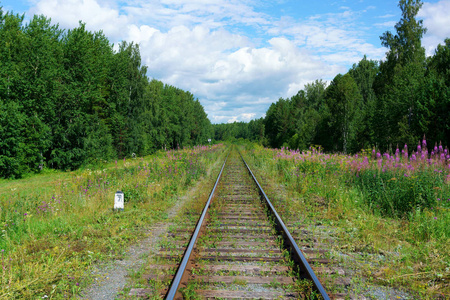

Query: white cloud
269;12;386;65
25;0;389;123
419;0;450;56
29;0;129;39
133;22;340;122
123;0;270;31
378;14;395;19
374;21;396;28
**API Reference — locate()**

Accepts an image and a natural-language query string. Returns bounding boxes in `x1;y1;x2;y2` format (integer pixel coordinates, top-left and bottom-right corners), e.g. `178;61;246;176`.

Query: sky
2;0;450;124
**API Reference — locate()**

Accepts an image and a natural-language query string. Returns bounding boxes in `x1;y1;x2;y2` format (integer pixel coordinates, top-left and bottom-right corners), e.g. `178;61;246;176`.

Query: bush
353;169;445;217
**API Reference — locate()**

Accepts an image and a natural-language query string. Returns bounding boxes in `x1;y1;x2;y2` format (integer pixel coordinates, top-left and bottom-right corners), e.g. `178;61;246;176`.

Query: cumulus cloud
129;22;341;123
25;0;387;123
268;12;386;66
419;0;450;56
374;21;396;28
29;0;129;39
123;0;270;31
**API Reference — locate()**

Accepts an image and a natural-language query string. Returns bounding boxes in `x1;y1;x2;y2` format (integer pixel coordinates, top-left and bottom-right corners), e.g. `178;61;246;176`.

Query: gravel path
78;197;185;300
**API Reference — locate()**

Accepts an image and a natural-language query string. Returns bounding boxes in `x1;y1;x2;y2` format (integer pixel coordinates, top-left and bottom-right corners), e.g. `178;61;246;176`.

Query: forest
2;0;449;179
214;0;450;154
0;9;212;178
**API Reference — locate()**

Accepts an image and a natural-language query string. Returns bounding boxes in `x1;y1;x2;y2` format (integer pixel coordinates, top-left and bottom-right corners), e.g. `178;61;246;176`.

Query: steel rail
165;153;229;299
239;151;330;300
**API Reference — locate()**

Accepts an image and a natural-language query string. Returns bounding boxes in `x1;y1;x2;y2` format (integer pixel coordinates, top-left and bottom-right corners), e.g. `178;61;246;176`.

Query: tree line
214;0;449;153
0;9;212;178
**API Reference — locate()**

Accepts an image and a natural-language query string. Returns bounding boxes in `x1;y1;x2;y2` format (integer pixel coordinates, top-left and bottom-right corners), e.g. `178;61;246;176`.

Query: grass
0;144;226;299
240;142;450;299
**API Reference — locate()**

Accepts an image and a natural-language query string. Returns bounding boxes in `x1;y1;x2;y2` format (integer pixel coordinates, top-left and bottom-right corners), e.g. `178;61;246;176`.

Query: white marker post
114;191;124;211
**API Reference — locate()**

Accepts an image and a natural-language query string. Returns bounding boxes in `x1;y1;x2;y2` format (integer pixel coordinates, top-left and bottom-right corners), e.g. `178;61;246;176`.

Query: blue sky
2;0;450;123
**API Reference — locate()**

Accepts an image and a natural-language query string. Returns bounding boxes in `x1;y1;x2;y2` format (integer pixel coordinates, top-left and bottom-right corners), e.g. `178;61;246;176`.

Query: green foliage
0;100;27;178
214;0;449;158
325;73;363;153
0;11;212;178
0;144;226;297
352;169;444;217
213;119;263;144
380;0;426;66
241;144;450;297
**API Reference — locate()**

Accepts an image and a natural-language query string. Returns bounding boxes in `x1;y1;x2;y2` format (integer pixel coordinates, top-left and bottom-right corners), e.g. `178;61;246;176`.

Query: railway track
129;149;347;299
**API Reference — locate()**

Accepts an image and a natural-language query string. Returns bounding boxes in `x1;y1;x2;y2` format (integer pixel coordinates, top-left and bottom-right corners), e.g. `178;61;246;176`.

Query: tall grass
241;141;449;297
260;140;450;239
0;144;226;299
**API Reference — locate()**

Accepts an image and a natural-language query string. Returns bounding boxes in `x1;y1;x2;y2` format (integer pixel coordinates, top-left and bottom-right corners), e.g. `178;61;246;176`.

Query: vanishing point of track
130;149;339;299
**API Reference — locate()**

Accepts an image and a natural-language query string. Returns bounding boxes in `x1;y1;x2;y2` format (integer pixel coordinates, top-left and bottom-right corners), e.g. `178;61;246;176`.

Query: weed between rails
0;144;226;299
241;142;449;298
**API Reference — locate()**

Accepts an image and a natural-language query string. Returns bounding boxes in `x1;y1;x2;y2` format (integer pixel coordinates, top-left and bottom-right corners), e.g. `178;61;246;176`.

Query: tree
375;0;427;148
325;74;363;153
420;39;450;144
348;56;379;147
264;98;295;148
380;0;426;67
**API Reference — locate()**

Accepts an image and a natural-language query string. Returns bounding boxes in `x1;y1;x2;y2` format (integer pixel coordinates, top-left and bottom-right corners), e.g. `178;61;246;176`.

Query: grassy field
0;144;226;299
2;140;449;298
240;141;449;299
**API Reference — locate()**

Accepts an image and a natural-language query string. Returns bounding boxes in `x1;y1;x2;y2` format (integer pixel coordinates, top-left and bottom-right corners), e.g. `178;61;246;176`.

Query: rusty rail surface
165;153;229;299
239;151;330;299
167;149;330;299
130;148;341;299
